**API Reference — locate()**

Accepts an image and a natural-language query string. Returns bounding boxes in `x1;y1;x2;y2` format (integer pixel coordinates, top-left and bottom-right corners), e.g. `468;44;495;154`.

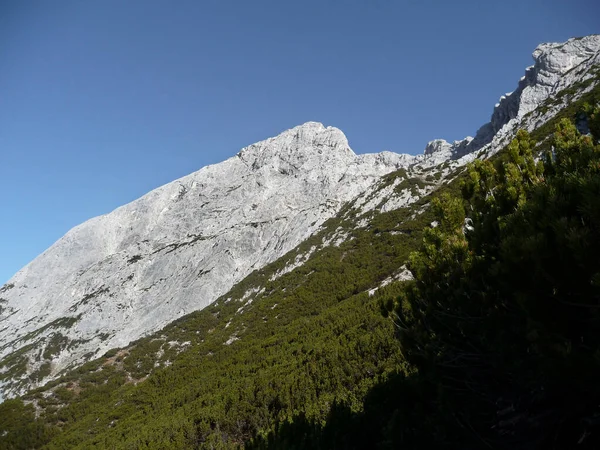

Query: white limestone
269;246;318;281
368;265;414;296
422;34;600;163
0;122;411;398
1;35;599;400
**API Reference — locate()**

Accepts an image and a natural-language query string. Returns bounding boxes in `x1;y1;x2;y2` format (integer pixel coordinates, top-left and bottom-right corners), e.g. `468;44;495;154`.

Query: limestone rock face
0;122;411;398
423;34;600;161
1;35;599;401
424;139;452;156
488;35;600;135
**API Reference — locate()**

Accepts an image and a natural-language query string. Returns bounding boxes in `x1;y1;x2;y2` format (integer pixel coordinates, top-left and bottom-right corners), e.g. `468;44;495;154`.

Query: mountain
0;35;599;448
423;35;600;161
1;34;599;401
0;123;418;398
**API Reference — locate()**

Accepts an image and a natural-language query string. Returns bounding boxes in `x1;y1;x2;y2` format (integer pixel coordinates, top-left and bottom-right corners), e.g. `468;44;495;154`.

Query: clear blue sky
1;0;598;284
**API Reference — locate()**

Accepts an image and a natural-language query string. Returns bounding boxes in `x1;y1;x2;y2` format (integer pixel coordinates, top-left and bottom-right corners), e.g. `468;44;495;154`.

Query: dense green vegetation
0;167;436;449
0;76;598;449
395;115;600;448
252;109;600;449
397;118;600;448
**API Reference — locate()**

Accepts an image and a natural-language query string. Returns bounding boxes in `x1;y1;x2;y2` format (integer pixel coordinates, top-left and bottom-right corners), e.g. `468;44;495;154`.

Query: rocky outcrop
1;35;599;401
423;34;600;161
0;122;411;398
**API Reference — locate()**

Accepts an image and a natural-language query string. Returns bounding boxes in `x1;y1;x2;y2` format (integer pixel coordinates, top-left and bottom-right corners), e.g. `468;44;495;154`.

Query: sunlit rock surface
1;35;599;399
0;122;412;397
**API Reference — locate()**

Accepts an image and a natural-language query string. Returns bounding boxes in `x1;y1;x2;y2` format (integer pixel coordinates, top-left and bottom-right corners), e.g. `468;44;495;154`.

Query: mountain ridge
0;122;413;399
1;34;599;401
423;34;600;161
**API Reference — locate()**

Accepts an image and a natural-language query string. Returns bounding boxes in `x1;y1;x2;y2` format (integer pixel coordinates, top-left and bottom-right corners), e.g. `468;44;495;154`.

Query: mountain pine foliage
1;87;599;449
394;116;600;448
251;110;600;449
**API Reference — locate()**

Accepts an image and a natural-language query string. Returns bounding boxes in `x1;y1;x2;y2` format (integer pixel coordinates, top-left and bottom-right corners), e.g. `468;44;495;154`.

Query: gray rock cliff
1;35;599;400
0;122;412;398
423;34;600;162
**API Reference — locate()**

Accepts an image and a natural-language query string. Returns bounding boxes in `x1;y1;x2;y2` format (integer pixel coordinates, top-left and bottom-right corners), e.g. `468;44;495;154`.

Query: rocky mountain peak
533;35;600;77
422;34;600;162
485;35;600;139
1;35;598;401
237;122;353;173
424;139;452;156
0;121;409;398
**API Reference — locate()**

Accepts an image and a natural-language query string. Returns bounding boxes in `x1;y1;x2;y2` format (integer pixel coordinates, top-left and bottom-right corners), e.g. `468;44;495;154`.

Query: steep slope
422;34;600;163
3;79;599;448
0;35;599;449
0;123;413;398
0;35;599;405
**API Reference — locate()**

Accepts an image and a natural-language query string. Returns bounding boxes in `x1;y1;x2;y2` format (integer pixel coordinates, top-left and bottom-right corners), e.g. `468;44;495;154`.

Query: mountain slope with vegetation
253;104;600;450
1;35;599;400
0;37;599;449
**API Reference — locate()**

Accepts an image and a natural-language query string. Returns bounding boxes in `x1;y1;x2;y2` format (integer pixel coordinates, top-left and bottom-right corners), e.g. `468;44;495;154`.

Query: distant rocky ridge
0;123;413;399
422;34;600;163
1;34;599;400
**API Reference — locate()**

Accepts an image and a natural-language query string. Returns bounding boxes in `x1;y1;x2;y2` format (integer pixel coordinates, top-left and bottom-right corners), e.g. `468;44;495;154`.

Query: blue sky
0;0;598;284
